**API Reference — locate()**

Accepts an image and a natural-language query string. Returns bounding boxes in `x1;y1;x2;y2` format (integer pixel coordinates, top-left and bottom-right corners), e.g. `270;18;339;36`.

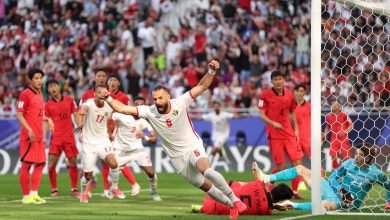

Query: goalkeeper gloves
385;203;390;210
339;188;354;207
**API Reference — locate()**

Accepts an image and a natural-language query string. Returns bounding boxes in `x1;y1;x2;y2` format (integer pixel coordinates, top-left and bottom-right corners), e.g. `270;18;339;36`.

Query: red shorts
49;138;78;158
329;139;351;159
20;139;46;163
299;139;311;158
269;137;303;165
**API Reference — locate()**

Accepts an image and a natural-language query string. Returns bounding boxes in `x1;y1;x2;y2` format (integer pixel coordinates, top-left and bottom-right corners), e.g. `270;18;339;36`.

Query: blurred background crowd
0;0;388;117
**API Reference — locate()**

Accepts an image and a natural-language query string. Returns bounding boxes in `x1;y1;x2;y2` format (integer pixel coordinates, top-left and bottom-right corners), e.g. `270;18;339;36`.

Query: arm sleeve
376;171;390;203
202;113;212;121
136;105;150;118
143;120;153;132
289;95;297;112
177;91;196;108
225;112;234;119
111;112;118;121
70;98;76;113
16;92;28;113
44;103;50;117
328;160;349;191
258;93;267;111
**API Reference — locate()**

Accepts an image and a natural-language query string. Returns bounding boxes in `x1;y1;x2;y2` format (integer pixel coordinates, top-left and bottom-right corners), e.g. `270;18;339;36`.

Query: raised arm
189;60;219;99
104;97;138;116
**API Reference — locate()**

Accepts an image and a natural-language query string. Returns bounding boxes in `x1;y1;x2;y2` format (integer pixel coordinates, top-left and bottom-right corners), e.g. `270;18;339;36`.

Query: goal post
318;0;390;217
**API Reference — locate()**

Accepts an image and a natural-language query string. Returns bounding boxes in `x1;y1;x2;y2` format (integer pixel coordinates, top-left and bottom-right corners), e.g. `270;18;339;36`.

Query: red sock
69;166;78;189
332;159;339;169
20;163;32;196
31;163;45;191
292;176;302;192
121;166;137;185
48;166;57;189
101;161;110;190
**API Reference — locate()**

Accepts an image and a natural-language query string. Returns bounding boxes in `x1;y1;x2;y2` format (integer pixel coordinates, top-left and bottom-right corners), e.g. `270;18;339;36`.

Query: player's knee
84;172;93;180
110;161;118;169
68;157;77;167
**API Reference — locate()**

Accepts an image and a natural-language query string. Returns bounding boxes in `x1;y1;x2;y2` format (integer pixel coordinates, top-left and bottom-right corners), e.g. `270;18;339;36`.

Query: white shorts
81;142;115;172
170;146;208;188
116;148;152;167
212;137;228;149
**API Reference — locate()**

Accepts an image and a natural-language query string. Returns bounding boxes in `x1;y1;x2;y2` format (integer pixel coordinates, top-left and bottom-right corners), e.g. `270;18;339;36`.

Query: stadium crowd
0;0;387;116
0;0;312;116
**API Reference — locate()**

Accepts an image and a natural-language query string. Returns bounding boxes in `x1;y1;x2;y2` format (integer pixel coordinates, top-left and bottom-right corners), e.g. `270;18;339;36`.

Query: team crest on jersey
172;109;178;116
18;101;24;108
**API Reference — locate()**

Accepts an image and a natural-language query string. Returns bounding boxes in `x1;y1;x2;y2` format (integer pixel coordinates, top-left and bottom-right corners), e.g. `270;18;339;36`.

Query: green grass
0;172;388;220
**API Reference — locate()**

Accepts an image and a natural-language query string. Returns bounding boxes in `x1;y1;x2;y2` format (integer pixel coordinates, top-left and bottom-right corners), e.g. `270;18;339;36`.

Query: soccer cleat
30;195;46;204
252;161;270;183
273;200;293;211
80;193;89;203
22;196;43;205
191;204;202;213
71;189;80;197
234;200;247;213
102;190;113;199
229;207;239;219
151;192;162;201
292;192;304;200
131;183;141;197
298;181;307;191
111;188;126;200
51;189;59;197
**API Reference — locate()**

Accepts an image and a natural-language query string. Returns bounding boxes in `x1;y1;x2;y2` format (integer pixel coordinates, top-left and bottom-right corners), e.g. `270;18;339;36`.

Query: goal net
320;0;390;216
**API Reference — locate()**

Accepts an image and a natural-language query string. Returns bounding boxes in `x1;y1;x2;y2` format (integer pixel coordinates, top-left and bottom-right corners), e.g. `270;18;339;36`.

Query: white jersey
137;92;202;158
112;112;153;151
202;111;233;142
81;99;112;144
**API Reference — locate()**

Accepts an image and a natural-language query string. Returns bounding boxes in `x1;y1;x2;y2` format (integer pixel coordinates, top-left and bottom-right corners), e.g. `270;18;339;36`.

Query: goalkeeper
253;142;390;211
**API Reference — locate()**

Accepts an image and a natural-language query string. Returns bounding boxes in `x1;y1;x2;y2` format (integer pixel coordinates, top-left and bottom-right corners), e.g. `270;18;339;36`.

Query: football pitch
0;172;387;220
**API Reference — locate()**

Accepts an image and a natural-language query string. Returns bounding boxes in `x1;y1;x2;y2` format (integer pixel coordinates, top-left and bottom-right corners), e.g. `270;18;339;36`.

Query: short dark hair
270;71;285;80
134;96;145;102
46;79;59;93
152;85;169;93
95;68;108;75
28;68;45;80
271;183;294;203
95;84;108;90
355;142;376;164
107;74;121;82
294;84;306;91
212;100;221;105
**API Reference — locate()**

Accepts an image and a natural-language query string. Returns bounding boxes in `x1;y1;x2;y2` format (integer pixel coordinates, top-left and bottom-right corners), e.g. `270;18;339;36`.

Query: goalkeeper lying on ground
254;142;390;211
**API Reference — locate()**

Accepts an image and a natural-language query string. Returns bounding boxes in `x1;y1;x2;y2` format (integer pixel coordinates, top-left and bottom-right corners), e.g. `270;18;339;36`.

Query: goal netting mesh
321;0;390;215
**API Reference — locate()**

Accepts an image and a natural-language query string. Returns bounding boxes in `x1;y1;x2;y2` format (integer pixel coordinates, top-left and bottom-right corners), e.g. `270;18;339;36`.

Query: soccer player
44;79;82;197
99;60;247;219
254;143;390;211
17;69;52;204
258;71;305;198
200;101;237;164
191;176;294;215
77;85;120;203
294;85;311;159
324;100;353;169
110;96;161;201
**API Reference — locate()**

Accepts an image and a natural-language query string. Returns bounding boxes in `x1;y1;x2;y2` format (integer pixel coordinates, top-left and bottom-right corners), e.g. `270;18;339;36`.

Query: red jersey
110;90;129;105
201;181;272;215
17;88;44;141
44;96;77;139
80;88;95;104
258;88;296;139
326;112;352;141
295;101;311;143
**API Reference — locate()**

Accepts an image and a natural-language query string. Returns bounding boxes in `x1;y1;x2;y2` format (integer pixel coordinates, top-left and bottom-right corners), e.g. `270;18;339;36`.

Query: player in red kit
17;69;53;204
324;101;353;169
258;71;305;199
294;85;311;159
44;79;82;197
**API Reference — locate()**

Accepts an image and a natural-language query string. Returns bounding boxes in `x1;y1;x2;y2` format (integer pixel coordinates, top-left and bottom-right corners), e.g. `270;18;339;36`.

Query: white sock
206;185;233;207
110;168;120;190
148;173;158;194
204;168;239;203
81;176;90;194
29;191;38;196
23;195;30;199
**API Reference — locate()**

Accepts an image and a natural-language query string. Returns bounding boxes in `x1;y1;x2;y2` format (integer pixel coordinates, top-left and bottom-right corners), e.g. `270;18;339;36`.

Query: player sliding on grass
253;142;390;211
98;60;247;219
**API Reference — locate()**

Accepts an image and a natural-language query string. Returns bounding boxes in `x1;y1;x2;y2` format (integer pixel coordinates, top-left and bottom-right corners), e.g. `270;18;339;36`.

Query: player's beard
156;102;169;114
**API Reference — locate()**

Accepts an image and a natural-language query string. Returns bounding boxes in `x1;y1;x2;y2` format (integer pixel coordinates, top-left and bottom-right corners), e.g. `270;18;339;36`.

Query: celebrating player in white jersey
110;96;161;201
98;60;247;219
77;85;120;203
201;101;234;164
